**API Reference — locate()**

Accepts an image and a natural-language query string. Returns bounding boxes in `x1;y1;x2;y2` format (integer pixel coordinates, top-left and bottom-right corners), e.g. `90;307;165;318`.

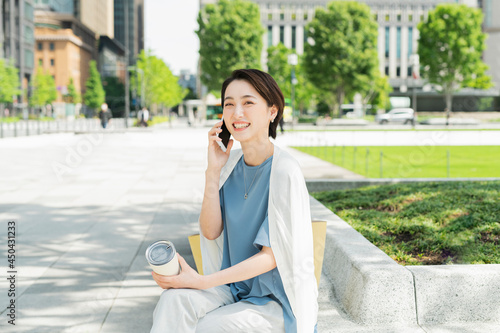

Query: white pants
150;285;285;333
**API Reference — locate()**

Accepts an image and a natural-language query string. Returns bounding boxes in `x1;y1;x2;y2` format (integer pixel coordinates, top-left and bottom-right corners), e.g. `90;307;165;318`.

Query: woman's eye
245;101;254;105
224;103;233;107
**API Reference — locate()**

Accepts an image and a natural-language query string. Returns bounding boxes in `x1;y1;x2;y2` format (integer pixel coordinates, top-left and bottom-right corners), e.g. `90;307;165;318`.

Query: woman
151;69;318;332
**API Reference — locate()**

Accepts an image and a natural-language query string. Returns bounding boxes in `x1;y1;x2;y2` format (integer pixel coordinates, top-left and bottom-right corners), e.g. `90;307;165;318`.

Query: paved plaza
0;121;498;332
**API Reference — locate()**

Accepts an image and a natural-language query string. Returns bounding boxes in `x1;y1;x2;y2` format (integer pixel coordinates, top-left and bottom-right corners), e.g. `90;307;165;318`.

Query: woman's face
222;79;276;144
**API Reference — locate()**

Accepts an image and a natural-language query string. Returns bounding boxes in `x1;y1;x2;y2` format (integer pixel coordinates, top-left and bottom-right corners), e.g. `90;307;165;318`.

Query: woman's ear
270;105;278;121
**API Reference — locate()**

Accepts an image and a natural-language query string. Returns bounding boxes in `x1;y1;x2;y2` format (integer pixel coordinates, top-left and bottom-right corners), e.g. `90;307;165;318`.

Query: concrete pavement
0;121;498;332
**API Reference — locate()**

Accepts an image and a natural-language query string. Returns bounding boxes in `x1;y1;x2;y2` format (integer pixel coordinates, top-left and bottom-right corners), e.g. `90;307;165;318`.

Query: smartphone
216;117;231;152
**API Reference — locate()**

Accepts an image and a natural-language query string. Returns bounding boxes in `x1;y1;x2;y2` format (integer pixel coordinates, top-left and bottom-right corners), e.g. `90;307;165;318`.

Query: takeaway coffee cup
145;240;180;276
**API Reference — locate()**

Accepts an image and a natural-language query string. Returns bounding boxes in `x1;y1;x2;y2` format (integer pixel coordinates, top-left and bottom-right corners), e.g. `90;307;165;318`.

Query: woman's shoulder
274;146;301;172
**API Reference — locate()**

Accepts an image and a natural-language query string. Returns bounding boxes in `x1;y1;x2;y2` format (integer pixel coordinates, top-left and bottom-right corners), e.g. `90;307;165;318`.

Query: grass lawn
313;181;500;265
294;145;500;178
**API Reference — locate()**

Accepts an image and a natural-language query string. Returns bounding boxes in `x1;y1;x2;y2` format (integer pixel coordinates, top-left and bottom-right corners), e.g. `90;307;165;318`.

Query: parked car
375;108;416;125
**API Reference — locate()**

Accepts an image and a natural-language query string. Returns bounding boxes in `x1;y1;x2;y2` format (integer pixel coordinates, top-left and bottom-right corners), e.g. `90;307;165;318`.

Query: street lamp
288;53;298;126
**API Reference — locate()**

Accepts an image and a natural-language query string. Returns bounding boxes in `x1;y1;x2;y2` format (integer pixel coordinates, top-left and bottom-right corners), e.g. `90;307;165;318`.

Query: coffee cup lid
146;240;176;266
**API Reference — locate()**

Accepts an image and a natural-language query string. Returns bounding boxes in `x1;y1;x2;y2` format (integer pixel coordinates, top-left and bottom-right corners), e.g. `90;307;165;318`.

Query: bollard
353;146;357;171
447;150;450;178
342;145;346;166
380;151;383;178
366;148;370;177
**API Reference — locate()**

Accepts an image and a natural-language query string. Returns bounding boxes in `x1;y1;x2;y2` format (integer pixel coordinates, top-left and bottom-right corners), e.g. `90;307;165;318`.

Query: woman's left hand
152;254;206;290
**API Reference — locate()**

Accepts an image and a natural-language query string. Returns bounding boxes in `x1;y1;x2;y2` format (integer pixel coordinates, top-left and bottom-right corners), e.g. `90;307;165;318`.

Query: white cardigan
200;145;319;332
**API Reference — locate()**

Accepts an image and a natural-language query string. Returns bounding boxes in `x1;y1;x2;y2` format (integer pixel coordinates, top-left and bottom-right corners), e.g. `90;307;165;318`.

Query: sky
144;0;200;76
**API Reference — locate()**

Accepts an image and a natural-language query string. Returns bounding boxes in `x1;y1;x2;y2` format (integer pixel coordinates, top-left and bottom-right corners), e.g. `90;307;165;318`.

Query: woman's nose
234;103;244;117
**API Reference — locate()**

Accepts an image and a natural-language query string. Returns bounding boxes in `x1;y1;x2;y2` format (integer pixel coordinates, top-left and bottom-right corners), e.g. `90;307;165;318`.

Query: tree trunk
445;90;453;126
336;87;345;118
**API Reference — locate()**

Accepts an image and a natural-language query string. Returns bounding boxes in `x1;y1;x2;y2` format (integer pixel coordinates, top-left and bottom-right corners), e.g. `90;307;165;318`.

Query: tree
29;67;57;110
267;44;317;115
63;77;81;104
102;76;125;117
83;60;105;111
303;1;379;117
359;72;392;113
133;50;186;112
418;4;492;116
196;0;264;94
0;58;20;104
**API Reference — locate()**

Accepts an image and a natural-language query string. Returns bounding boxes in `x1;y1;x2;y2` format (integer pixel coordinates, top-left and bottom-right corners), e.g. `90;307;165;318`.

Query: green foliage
133;50;186;109
197;0;264;93
267;43;292;98
266;43;317;114
303;1;379;117
83;60;106;109
313;181;500;265
29;67;57;107
102;76;125;117
418;4;492;111
0;58;20;103
64;77;81;103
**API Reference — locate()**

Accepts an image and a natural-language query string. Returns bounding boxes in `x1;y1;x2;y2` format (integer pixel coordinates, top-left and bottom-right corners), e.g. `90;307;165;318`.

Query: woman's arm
199;120;234;240
152;246;276;290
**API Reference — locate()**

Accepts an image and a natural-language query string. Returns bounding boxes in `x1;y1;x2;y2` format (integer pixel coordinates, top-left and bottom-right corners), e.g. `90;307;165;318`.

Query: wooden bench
188;220;327;287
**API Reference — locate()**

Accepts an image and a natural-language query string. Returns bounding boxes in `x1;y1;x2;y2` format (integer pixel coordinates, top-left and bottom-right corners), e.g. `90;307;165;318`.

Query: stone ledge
309;196;417;325
408;265;500;325
310;193;500;327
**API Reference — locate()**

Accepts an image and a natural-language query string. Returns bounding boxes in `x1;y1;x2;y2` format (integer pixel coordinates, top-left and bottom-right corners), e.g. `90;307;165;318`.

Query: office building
0;0;36;105
114;0;144;66
481;0;500;94
34;10;96;103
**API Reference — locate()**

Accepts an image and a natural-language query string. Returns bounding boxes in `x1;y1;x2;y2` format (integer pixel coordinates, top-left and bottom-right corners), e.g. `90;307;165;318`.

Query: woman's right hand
207;120;233;172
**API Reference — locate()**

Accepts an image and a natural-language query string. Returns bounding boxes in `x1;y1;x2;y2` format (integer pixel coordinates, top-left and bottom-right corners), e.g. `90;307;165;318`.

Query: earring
271;118;274;123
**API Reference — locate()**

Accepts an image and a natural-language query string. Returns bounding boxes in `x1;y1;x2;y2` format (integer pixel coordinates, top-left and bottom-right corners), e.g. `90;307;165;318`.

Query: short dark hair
221;69;284;139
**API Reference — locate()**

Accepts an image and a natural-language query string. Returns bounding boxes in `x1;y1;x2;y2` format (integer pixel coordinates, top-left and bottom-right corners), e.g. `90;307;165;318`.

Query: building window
50;42;54;51
397;27;401;59
385;66;389;76
280;11;284;20
268;13;272;20
420;14;424;22
268;25;272;47
38;58;42;66
50;59;54;66
409;14;413;22
24;49;34;68
374;14;378;21
292;26;296;49
396;67;401;77
385;27;389;58
24;25;34;44
397;14;401;22
408;67;412;77
280;26;284;44
304;12;308;21
38;42;43;50
24;1;34;20
408;27;413;57
292;13;296;21
385;14;390;21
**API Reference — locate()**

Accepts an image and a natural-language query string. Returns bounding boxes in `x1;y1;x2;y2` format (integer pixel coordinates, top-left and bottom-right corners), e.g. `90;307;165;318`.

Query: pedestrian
150;69;318;332
98;103;112;129
279;117;285;134
137;106;149;127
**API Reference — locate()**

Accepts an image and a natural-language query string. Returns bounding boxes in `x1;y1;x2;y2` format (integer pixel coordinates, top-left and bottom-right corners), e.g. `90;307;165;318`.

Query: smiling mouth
233;123;250;129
